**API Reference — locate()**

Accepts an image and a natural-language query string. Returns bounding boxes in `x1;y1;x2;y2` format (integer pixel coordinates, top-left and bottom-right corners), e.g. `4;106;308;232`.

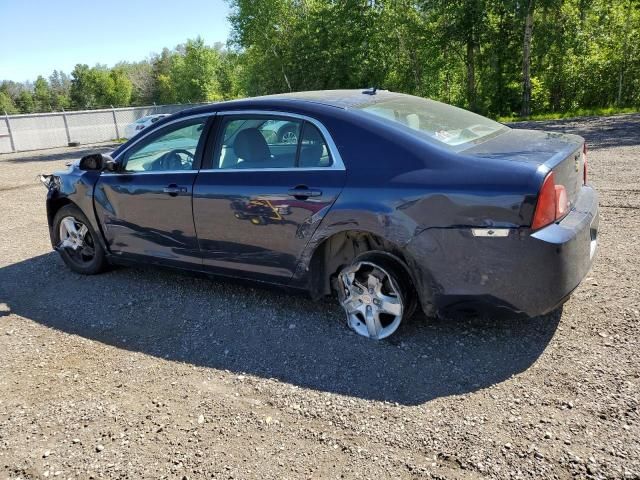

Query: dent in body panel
192;169;345;282
93;172;201;265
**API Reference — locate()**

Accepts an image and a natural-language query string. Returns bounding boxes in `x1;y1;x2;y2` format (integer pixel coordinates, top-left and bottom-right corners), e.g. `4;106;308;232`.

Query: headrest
234;128;270;163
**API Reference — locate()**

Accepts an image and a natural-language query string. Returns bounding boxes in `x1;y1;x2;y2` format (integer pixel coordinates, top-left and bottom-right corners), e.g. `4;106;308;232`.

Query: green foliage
2;0;639;118
171;37;222;102
227;0;640;118
498;106;640;122
0;91;18;114
116;60;154;105
69;64;133;108
49;70;71;110
16;90;35;113
33;76;51;111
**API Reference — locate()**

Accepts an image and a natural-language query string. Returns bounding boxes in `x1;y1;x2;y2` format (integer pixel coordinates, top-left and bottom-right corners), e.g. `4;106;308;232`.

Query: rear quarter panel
290;110;543;290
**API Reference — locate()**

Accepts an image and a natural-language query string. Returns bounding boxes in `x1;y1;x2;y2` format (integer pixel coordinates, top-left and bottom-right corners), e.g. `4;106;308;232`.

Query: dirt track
0;116;639;479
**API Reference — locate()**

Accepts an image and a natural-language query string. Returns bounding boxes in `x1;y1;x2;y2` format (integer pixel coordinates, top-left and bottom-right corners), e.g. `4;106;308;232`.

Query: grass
497;106;640;123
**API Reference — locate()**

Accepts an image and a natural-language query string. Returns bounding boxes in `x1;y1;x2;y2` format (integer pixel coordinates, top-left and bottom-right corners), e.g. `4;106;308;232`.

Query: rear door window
214;116;332;169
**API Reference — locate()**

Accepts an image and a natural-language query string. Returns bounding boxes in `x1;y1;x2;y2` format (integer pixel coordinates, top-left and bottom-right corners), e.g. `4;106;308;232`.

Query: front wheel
337;253;413;340
53;205;107;275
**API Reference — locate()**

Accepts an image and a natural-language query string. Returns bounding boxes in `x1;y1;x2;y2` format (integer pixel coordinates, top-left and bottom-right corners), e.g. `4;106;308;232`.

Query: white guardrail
0;104;201;154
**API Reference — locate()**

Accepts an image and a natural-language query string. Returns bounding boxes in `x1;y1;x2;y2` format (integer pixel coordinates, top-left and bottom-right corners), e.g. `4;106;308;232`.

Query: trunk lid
464;128;585;207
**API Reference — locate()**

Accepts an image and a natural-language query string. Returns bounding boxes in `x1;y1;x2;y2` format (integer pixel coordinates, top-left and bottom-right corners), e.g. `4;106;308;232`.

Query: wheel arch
47;193;110;255
305;229;419;305
46;196;73;228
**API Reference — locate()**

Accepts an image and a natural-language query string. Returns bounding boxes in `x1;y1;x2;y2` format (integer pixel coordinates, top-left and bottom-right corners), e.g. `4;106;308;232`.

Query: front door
94;115;211;267
192;113;346;282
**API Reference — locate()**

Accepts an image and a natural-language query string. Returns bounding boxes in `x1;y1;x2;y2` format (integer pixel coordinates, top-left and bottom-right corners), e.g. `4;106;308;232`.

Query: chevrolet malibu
41;89;599;340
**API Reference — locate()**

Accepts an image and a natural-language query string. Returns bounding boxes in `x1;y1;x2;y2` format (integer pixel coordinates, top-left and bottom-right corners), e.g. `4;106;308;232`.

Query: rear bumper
406;185;599;317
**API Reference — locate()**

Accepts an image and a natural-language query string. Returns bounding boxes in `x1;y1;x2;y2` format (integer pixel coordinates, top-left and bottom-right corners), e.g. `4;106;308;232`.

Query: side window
215;116;332;169
216;117;302;169
124;118;206;172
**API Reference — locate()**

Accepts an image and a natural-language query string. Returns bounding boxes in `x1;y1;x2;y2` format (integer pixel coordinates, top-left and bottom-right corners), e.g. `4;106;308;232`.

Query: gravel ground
0;116;639;479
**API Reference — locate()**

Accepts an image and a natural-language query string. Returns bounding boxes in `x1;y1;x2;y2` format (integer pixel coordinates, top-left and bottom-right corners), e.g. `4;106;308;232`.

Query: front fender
45;167;104;250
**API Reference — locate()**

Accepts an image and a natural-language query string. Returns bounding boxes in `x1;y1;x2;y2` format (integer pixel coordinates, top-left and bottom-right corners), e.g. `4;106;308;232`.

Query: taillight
531;172;570;230
583;143;588;185
555;184;568;216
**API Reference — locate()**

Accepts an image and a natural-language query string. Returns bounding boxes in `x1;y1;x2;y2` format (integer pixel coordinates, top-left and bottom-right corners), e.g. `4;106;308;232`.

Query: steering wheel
152;149;195;171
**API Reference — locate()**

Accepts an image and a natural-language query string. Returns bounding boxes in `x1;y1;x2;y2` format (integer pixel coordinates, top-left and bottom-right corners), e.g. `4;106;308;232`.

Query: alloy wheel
339;261;404;339
281;131;298;144
58;216;96;265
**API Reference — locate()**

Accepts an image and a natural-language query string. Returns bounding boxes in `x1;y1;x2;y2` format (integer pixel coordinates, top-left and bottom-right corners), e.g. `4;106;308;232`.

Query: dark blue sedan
42;90;599;339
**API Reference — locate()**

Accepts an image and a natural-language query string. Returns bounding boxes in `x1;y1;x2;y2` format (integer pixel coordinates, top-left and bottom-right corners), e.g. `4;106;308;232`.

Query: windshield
356;94;508;150
135;116;151;124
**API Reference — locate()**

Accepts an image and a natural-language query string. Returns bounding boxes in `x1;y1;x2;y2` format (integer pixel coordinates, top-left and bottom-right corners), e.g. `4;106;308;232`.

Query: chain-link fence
0;104;204;154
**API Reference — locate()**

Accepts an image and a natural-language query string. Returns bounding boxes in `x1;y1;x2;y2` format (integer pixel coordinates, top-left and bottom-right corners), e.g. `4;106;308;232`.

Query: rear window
356;95;508;150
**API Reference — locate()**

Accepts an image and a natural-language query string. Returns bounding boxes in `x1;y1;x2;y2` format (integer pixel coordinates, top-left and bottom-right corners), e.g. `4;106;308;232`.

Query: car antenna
362;87;378;95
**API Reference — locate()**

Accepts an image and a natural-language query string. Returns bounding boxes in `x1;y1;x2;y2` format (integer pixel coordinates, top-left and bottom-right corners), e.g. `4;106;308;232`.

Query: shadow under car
0;252;561;406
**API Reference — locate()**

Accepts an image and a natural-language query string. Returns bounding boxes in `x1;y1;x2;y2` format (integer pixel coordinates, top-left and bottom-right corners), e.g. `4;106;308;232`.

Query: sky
0;0;232;82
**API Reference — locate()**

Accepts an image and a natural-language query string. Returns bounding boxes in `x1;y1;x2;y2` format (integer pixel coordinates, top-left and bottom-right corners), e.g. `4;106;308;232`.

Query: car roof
252;89;402;109
172;89;406;118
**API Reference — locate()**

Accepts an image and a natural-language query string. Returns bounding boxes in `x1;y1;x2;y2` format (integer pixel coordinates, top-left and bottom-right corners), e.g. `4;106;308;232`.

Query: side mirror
79;153;118;172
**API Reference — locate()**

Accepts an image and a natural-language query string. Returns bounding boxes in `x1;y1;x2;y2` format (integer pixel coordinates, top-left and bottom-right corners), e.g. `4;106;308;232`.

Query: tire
336;251;415;340
52;204;107;275
250;216;267;225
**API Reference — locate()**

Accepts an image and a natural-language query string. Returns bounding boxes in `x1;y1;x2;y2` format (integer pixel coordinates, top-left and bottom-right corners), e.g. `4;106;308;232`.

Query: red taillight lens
531;172;570;230
583;143;588;185
532;173;557;230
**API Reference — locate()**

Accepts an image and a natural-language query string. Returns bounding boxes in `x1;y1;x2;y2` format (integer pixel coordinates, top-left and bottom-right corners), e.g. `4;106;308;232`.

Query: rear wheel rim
339;261;404;340
59;216;95;265
281;131;298;144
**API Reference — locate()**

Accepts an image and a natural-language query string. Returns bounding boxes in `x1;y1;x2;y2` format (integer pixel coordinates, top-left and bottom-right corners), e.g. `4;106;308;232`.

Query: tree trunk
617;0;632;106
466;39;477;111
521;0;534;117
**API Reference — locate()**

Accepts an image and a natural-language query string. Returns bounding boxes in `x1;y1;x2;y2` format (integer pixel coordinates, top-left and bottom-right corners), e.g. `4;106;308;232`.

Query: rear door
94;114;213;267
192;112;346;282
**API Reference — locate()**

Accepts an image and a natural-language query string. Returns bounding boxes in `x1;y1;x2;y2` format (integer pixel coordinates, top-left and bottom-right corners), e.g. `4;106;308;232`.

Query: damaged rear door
192;112;346;282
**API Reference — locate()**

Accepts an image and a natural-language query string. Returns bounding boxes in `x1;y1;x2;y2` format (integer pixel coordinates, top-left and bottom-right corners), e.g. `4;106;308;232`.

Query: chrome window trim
102;170;198;176
197;167;341;173
207;110;345;172
109;109;346;174
112;112;214;163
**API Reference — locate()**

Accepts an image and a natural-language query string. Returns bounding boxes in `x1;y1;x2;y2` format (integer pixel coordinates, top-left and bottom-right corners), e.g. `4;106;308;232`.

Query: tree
34;76;51;111
172;37;222;102
152;48;177;103
116;60;154;105
16;90;35;113
49;70;71;110
108;68;133;106
70;64;95;108
0;91;17;114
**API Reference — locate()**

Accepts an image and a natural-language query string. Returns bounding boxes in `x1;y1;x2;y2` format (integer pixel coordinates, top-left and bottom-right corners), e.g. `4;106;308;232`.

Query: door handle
287;186;322;200
163;184;187;196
